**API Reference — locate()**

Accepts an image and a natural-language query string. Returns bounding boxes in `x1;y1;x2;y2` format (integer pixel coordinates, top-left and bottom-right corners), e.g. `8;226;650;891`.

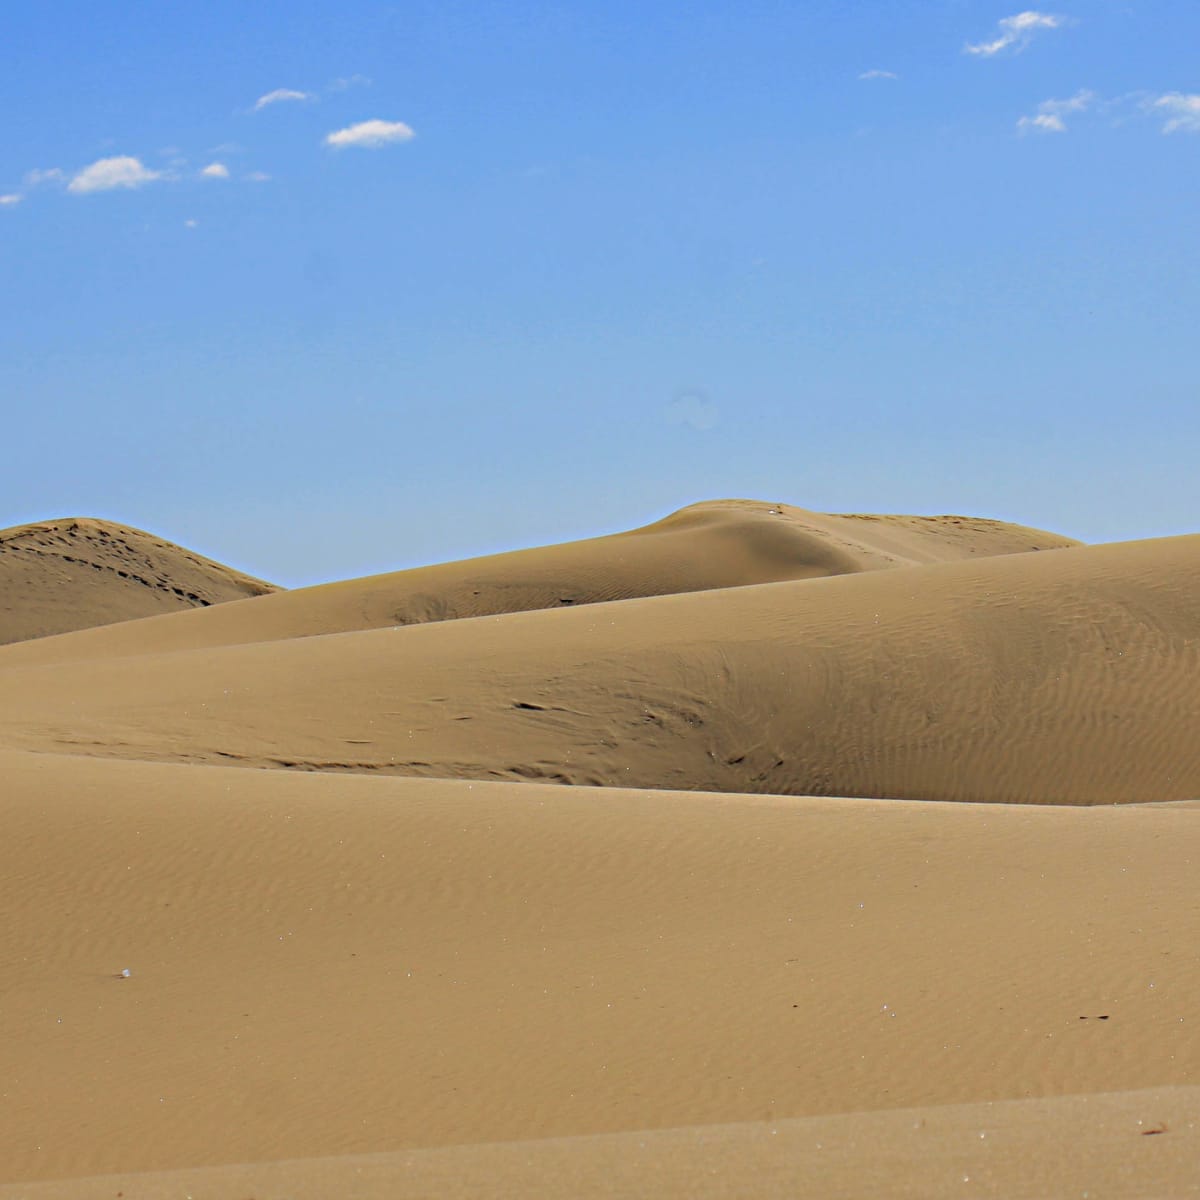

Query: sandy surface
2;531;1197;803
0;500;1075;666
4;1089;1197;1199
1;501;1197;1195
0;518;277;646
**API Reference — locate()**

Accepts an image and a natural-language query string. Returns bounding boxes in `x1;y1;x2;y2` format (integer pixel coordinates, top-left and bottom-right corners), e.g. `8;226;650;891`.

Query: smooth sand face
1;501;1198;1196
4;753;1200;1188
0;517;277;646
5;1089;1198;1200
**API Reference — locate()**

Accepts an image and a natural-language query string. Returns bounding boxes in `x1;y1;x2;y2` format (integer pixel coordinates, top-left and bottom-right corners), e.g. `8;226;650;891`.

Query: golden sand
1;501;1196;1195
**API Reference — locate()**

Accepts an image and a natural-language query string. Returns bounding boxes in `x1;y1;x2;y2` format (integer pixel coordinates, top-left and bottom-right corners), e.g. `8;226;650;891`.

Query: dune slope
0;500;1077;666
0;517;278;646
6;1088;1199;1200
3;534;1197;805
2;751;1199;1186
2;504;1197;1195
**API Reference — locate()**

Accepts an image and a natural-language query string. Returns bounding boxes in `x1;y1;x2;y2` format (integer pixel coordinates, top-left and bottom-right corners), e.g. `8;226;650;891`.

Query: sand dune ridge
1;531;1195;805
0;516;278;646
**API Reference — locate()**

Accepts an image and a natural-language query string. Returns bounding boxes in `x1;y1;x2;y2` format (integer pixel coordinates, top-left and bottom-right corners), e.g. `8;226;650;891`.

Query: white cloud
328;74;372;92
1019;112;1067;133
1017;88;1095;133
245;170;272;182
67;155;164;194
966;11;1065;56
200;162;230;180
1150;92;1200;133
254;87;314;110
0;193;21;207
184;218;199;228
324;118;415;149
24;167;64;188
859;69;898;81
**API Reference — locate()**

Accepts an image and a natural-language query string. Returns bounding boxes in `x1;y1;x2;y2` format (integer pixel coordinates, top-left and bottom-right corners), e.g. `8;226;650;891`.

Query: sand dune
3;532;1196;804
0;517;277;646
0;500;1076;666
5;1088;1198;1199
3;500;1198;1194
2;751;1199;1188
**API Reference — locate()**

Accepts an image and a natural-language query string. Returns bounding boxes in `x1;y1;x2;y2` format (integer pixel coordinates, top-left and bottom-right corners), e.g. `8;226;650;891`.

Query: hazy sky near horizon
2;0;1197;586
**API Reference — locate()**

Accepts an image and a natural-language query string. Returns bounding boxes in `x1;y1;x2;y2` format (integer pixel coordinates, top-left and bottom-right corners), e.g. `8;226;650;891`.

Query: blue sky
2;1;1197;585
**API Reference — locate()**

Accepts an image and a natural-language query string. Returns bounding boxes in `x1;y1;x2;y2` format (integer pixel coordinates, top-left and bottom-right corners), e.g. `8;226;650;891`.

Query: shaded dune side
0;500;1077;666
3;535;1197;805
0;518;278;646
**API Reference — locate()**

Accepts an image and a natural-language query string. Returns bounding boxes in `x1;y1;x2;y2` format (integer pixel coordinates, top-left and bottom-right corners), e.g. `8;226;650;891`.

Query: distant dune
2;499;1198;1197
1;530;1196;805
0;517;278;645
0;499;1076;665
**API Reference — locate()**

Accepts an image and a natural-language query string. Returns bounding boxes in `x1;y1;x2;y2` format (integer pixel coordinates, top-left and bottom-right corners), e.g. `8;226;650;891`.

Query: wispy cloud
184;218;199;229
0;193;21;207
858;69;898;81
966;11;1065;57
324;118;415;149
245;170;272;182
200;162;230;180
254;87;314;111
328;74;372;92
1018;112;1068;134
1149;92;1200;133
1017;88;1095;133
24;167;65;188
1012;89;1200;137
67;156;165;194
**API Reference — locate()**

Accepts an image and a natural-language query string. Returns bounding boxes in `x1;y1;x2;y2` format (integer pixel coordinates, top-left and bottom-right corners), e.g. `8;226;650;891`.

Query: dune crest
0;499;1077;665
1;532;1196;805
0;517;278;646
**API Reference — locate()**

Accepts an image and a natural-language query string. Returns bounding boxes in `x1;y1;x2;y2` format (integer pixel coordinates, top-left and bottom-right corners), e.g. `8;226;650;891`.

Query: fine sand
0;500;1076;666
0;517;277;646
1;500;1197;1196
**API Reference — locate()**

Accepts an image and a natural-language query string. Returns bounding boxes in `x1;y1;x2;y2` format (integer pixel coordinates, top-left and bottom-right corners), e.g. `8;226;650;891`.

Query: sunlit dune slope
0;500;1076;665
0;517;278;646
2;751;1199;1185
3;534;1197;805
7;1088;1198;1200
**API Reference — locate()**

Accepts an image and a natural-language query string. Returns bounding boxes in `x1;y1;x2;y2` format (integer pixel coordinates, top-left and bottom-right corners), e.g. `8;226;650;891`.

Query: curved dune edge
3;752;1199;1184
3;534;1198;804
0;500;1077;665
4;1087;1196;1199
0;517;278;647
